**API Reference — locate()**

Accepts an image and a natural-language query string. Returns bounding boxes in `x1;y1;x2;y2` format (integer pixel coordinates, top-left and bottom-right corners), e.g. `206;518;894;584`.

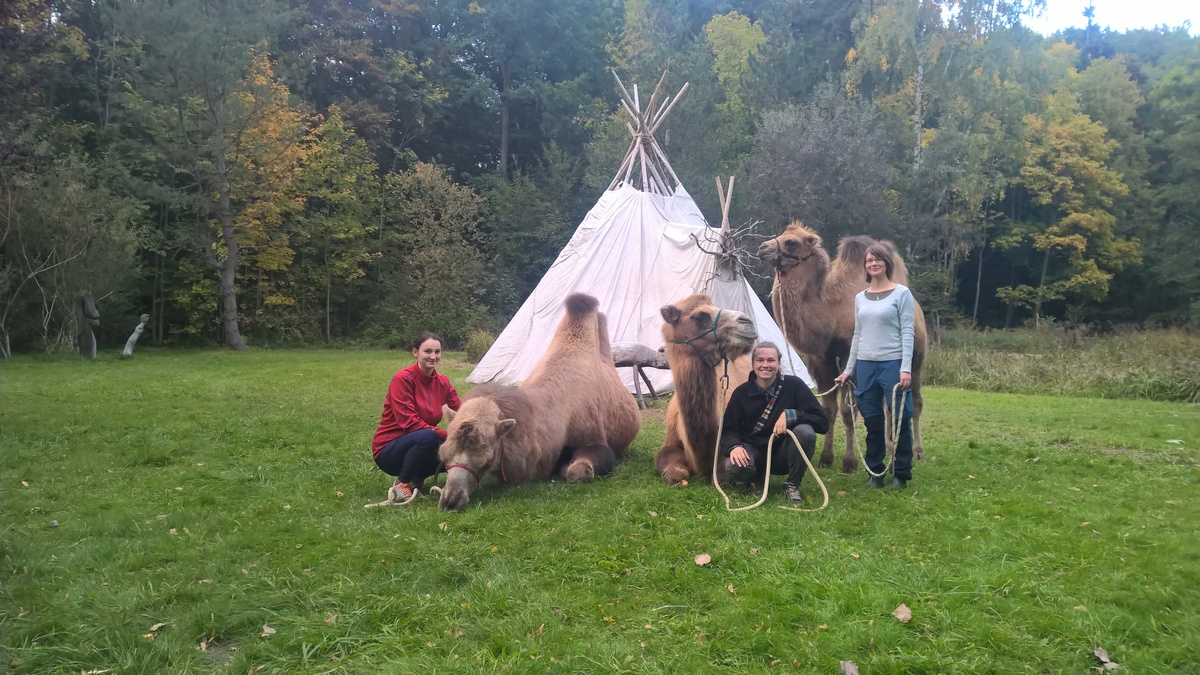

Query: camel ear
497;419;517;438
661;305;681;325
443;405;456;423
803;234;820;247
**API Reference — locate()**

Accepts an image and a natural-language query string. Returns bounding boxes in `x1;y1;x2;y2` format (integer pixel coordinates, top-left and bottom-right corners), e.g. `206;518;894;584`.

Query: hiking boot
866;474;886;488
392;479;417;501
883;477;908;490
782;482;804;504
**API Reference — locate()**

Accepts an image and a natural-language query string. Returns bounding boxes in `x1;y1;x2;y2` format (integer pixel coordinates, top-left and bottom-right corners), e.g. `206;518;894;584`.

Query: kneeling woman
372;332;461;500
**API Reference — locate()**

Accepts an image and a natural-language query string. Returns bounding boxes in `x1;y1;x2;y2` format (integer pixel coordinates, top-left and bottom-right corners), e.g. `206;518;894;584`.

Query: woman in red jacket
372;332;461;500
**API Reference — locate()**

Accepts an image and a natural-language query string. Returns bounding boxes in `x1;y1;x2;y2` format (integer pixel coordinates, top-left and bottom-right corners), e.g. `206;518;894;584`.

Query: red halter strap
444;440;507;483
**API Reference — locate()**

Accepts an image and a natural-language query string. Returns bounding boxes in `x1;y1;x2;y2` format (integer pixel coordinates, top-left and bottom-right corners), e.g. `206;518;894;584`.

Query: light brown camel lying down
437;293;641;511
655;293;757;484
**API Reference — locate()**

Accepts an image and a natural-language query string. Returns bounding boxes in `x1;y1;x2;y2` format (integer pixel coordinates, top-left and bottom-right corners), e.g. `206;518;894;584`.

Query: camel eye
785;240;796;249
691;311;710;325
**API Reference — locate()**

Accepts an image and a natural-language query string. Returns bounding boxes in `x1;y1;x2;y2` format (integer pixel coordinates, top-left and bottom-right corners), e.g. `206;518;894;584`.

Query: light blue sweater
843;285;916;374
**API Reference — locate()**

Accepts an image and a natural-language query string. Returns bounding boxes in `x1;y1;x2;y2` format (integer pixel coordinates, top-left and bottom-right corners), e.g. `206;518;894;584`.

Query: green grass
2;349;1199;673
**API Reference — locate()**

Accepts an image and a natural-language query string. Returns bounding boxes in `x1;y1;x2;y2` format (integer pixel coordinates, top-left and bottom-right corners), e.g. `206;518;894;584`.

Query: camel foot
841;456;858;475
914;445;926;461
563;459;596;483
660;465;690;485
818;453;834;469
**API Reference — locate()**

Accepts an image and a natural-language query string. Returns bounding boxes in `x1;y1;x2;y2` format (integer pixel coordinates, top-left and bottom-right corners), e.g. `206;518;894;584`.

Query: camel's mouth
437;466;477;511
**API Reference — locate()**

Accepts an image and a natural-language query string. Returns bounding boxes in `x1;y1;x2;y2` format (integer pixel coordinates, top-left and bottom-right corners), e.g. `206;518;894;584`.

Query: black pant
725;424;817;486
374;429;442;485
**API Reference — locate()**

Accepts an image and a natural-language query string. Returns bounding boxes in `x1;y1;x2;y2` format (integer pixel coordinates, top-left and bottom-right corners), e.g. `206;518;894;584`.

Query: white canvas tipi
468;73;811;392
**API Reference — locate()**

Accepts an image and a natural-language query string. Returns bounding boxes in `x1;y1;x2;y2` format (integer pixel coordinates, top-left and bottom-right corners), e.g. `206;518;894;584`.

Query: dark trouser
725;424;817;486
854;360;913;481
374;429;442;485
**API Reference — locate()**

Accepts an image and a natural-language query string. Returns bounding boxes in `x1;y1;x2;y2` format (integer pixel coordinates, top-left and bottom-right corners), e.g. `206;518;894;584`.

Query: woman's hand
729;446;750;468
899;371;911;389
773;415;788;436
835;373;850;387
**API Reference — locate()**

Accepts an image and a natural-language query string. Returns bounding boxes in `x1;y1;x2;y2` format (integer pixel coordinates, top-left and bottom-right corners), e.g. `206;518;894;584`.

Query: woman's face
865;254;887;279
413;339;443;372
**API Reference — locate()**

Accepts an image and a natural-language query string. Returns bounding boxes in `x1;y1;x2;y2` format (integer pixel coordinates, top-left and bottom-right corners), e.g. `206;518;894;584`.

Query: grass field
2;349;1199;673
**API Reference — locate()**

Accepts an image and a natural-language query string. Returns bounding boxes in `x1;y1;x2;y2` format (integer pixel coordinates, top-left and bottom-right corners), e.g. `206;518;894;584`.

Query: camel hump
838;235;875;263
878;239;910;284
565;293;599;319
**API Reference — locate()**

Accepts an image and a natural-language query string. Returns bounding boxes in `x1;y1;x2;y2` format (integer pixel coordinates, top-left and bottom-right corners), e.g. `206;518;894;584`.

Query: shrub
464;330;495;364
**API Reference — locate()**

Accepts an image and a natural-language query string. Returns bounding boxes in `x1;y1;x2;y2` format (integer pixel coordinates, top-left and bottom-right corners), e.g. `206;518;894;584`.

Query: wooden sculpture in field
437;293;641;511
655;293;758;484
759;222;926;472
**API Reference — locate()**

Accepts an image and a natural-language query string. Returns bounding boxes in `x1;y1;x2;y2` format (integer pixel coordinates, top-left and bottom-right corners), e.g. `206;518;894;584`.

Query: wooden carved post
124;313;150;356
74;290;99;359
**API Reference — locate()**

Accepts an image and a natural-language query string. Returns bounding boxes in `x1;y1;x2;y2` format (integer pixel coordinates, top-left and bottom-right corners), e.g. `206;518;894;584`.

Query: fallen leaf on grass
1094;647;1120;670
840;661;859;675
1165;439;1183;444
335;491;344;497
967;475;975;480
248;667;265;675
1074;605;1088;611
726;585;736;594
892;604;912;623
694;553;711;566
1080;522;1091;527
196;579;213;585
770;659;781;665
260;624;276;638
325;614;337;625
438;522;448;531
750;547;760;554
680;480;689;487
149;623;166;632
21;481;29;487
169;529;177;536
850;553;860;559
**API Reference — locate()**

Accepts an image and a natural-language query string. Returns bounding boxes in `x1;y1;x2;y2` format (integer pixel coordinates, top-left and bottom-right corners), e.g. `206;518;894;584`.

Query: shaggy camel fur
655;294;758;484
758;222;926;473
437;293;641;511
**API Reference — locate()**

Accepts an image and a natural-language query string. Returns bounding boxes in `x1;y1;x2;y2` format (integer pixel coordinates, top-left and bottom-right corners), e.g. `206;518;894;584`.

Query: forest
2;0;1197;355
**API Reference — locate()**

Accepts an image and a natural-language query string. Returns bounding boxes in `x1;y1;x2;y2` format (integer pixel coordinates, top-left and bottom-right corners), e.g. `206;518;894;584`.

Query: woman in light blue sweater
835;243;916;489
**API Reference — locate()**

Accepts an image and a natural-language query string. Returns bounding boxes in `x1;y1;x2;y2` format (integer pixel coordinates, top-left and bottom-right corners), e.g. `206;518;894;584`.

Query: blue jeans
374;429;442;485
854;360;914;480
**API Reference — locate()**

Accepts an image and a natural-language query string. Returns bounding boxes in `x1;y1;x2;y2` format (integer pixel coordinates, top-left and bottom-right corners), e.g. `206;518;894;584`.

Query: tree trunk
215;126;248;351
499;62;512;174
1033;246;1051;329
324;249;332;344
972;202;990;325
912;54;924;173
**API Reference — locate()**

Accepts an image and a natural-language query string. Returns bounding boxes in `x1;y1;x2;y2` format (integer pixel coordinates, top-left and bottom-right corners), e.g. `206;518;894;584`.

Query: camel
437;293;641;511
758;222;926;473
655;293;758;484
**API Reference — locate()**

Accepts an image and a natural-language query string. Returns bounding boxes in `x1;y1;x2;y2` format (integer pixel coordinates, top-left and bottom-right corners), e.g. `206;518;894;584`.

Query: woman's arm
839;294;865;381
898;288;915;374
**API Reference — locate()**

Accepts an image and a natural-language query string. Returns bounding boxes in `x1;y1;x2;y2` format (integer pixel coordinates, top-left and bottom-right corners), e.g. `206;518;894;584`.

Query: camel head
437;398;516;512
758;221;825;276
660;294;757;367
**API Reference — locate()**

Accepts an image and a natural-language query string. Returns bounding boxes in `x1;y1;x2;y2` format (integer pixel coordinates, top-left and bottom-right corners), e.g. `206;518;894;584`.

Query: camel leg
561;444;617;482
911;383;925;461
840;393;858;474
818;388;838;469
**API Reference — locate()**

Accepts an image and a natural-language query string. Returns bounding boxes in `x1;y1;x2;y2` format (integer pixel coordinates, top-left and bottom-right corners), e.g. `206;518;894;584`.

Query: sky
1024;0;1196;36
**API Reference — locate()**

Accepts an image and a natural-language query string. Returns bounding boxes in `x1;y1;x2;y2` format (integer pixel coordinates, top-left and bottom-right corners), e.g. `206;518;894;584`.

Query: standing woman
835;244;917;489
372;332;461;500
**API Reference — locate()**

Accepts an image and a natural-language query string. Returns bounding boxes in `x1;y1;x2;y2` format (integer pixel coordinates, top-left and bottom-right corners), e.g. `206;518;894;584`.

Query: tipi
468;72;811;392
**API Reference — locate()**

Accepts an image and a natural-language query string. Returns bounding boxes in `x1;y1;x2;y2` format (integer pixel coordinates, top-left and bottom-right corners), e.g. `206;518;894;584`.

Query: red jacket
372;363;461;458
